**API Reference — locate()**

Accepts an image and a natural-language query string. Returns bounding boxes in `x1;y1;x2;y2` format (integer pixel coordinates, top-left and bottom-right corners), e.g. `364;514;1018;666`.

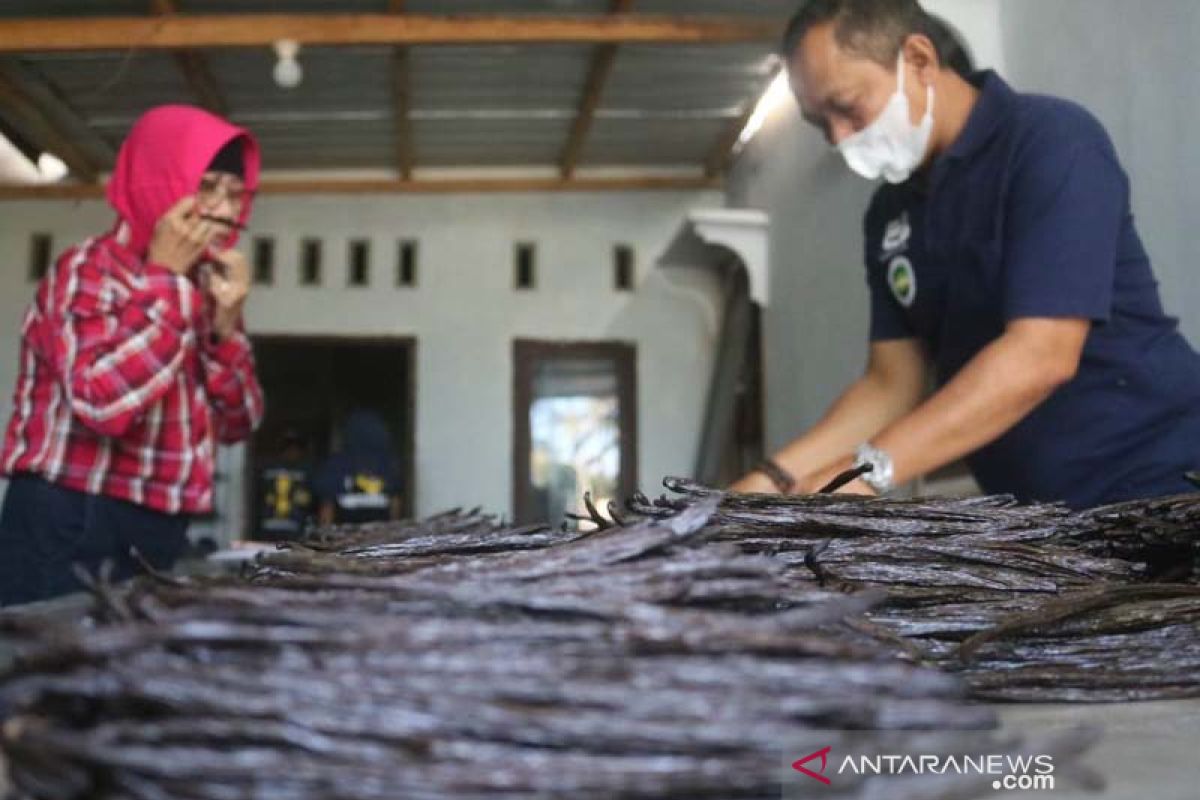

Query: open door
248;336;416;537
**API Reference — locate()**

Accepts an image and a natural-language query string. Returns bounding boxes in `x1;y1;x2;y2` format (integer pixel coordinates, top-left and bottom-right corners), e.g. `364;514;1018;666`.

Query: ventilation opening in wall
252;237;275;286
301;238;322;286
348;239;371;287
614;244;635;291
515;242;536;290
28;233;52;282
397;240;418;288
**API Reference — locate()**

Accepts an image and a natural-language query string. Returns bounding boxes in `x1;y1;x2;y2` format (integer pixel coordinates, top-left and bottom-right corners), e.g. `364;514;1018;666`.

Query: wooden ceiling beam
0;174;720;199
172;50;227;115
559;0;633;179
149;0;227;116
0;69;101;182
0;15;780;52
389;1;414;180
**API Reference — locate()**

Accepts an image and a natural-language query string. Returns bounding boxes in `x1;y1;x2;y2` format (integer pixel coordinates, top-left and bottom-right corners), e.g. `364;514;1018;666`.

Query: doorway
512;340;638;526
248;336;416;535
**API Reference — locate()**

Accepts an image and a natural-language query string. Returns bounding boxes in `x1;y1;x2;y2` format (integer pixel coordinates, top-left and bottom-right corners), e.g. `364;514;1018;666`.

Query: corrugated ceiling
0;1;795;175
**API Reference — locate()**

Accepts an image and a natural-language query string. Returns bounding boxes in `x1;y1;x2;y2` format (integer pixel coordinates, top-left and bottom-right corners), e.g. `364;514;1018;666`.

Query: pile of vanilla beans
0;498;1105;800
624;479;1200;702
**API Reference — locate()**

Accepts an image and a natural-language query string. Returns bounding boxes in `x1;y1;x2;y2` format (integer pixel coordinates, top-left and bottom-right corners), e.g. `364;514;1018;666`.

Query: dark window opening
397;240;418;288
614;244;634;291
28;233;52;282
349;239;371;287
301;238;322;286
515;242;536;290
248;336;417;535
252;237;275;285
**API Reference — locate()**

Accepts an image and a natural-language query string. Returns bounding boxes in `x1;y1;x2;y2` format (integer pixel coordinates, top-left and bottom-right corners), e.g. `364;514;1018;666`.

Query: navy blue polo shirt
864;71;1200;508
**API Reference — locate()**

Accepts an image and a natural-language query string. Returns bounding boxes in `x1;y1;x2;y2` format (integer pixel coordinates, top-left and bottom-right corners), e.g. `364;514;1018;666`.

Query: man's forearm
772;369;923;490
824;329;1078;488
731;339;927;494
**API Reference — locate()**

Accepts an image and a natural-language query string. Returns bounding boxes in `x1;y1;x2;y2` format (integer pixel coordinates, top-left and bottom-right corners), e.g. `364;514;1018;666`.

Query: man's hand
806;458;878;496
148;196;219;275
208;248;250;341
730;469;779;494
834;478;877;496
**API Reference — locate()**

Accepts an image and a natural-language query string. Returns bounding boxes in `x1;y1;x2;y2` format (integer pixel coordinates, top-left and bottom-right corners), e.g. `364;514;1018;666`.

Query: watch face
863;470;890;493
854;444;893;493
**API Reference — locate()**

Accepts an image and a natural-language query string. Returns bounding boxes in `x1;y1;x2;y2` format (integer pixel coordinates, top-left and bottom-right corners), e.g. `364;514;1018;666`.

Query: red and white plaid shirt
1;231;264;515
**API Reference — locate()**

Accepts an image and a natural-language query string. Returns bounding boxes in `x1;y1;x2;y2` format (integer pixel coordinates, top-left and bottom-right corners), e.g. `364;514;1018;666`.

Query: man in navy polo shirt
734;0;1200;509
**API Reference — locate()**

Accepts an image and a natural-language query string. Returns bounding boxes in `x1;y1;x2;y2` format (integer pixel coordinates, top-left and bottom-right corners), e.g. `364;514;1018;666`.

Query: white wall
999;0;1200;344
0;190;723;526
726;118;872;452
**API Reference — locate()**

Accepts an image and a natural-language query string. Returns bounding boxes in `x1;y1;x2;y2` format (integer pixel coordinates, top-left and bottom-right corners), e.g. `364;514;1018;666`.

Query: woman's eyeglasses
197;175;252;208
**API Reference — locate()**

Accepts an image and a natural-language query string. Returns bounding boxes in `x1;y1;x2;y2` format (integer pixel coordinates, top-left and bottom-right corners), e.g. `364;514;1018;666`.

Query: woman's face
196;170;248;249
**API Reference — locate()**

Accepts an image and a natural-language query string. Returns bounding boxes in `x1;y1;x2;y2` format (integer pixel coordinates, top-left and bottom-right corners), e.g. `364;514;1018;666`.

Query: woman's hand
147;196;219;274
208;248;250;341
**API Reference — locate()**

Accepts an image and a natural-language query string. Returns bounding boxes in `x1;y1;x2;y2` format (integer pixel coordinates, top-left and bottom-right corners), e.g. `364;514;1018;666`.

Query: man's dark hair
920;12;975;77
782;0;972;74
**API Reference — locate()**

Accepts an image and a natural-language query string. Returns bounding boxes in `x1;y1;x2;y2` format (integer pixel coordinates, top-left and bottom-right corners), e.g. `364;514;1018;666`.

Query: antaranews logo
789;745;1056;792
791;746;832;786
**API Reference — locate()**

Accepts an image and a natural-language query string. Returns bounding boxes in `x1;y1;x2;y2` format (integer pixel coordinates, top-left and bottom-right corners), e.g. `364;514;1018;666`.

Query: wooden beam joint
149;0;228;116
389;1;414;180
559;0;634;178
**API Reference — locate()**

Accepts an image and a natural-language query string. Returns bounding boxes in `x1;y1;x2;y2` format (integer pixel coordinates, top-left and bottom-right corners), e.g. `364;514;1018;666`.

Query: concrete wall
999;0;1200;343
0;189;723;530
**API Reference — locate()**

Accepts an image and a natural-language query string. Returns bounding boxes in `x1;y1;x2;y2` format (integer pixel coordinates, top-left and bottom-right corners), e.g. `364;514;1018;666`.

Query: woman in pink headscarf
0;105;265;605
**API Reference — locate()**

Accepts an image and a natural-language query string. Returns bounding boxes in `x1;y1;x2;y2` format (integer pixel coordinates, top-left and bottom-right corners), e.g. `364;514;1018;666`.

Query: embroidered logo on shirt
882;212;912;255
888;256;917;308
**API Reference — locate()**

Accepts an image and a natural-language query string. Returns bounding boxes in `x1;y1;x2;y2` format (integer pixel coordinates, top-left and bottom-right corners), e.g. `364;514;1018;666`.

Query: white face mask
837;53;935;184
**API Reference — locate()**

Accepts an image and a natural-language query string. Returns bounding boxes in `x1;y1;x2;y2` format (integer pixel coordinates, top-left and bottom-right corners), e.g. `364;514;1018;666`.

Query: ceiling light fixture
272;39;303;89
37;152;69;182
735;70;793;153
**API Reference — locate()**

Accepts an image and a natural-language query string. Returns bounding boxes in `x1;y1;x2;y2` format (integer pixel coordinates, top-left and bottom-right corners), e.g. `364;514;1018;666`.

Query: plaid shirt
1;232;264;515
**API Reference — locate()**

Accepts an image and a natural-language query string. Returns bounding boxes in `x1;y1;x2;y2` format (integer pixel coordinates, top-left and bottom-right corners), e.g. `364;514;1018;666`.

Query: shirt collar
943;70;1014;163
100;219;148;273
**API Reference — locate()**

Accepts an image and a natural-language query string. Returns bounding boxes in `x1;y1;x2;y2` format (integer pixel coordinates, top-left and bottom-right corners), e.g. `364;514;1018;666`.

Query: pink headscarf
106;105;260;255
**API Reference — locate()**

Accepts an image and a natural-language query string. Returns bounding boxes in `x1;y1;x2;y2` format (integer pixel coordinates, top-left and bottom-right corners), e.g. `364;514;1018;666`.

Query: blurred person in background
313;409;403;526
256;428;315;541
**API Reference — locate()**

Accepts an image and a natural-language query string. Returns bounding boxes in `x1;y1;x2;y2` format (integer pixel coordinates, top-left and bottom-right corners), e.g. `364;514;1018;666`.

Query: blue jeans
0;475;189;606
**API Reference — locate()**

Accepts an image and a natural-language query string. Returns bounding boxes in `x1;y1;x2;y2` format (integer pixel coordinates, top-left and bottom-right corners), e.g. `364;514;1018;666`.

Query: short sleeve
1002;139;1125;323
864;208;917;341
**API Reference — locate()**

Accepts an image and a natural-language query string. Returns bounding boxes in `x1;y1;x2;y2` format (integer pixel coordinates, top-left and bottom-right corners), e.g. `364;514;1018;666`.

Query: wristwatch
853;443;895;494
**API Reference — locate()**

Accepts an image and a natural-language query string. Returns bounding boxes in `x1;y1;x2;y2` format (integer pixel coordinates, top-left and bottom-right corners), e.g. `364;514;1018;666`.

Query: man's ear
901;34;940;86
